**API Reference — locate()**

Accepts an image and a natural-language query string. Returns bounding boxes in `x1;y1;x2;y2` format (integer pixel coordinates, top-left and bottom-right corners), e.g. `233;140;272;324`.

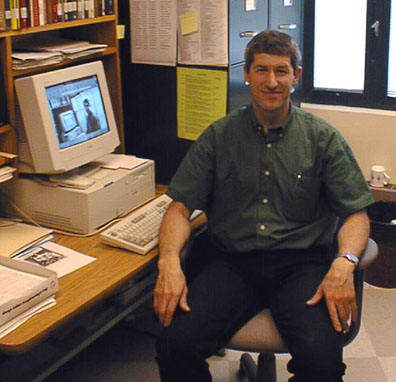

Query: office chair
227;237;378;382
184;231;378;382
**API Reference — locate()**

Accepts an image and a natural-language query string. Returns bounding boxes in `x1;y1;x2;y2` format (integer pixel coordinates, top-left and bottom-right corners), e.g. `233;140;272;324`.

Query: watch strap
337;252;359;266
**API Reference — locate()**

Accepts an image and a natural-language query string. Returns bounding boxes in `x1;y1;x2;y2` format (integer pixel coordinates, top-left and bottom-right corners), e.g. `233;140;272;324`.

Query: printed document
130;0;177;66
177;0;228;66
15;242;96;278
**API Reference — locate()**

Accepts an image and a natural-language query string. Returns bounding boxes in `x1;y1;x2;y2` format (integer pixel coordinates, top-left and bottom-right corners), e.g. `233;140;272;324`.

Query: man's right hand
153;257;191;327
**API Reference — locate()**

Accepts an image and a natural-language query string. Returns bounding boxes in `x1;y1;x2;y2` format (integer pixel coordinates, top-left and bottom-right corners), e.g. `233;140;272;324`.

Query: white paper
177;0;228;66
0;266;46;305
94;154;148;170
130;0;177;66
15;242;96;278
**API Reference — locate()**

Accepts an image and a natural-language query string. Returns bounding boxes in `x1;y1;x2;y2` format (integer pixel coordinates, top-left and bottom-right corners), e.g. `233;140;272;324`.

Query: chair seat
228;309;287;353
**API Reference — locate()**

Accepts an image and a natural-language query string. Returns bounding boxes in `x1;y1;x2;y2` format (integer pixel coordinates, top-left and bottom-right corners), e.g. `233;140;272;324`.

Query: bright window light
388;0;396;97
313;0;368;92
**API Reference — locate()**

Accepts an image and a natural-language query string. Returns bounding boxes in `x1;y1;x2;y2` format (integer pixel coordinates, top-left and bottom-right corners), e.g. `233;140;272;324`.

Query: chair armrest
357;238;378;270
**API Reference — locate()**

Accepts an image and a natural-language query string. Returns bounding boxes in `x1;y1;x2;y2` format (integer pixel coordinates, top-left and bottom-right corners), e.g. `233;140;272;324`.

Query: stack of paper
12;37;108;69
0;221;53;258
12;51;63;70
0;166;16;183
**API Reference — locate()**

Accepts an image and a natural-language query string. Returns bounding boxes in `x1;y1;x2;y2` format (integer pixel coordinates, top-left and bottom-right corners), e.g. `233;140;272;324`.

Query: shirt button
263;198;268;204
260;224;266;231
267;143;272;149
265;170;270;176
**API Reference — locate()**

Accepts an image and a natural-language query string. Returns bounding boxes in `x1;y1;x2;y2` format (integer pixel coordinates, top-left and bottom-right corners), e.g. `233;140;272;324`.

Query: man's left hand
306;257;357;333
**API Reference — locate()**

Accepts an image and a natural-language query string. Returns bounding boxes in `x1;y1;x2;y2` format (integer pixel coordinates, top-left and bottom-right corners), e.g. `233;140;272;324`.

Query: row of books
0;0;114;31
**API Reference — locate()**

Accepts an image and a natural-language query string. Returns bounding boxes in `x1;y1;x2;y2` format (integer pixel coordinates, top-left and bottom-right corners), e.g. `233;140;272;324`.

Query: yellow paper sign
177;67;227;141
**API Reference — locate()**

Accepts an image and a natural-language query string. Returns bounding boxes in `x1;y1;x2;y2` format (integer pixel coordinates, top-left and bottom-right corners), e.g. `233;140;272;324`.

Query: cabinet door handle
279;24;297;30
239;31;259;38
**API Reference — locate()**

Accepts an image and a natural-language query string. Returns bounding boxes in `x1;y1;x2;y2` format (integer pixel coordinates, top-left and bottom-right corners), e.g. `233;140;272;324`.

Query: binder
10;0;20;30
19;0;28;28
4;0;11;30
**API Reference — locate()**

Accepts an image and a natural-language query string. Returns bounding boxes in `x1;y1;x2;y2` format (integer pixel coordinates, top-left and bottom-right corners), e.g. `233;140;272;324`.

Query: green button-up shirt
167;104;374;253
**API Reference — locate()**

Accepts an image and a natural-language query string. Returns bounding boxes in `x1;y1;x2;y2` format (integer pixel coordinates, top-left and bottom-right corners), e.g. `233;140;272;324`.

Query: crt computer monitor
14;61;120;174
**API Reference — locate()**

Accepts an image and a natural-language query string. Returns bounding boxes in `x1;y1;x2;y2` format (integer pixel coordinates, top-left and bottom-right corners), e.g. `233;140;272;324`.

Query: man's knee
287;337;345;381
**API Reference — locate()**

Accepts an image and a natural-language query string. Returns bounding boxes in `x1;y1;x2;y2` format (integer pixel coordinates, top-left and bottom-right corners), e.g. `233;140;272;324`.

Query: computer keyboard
100;194;173;255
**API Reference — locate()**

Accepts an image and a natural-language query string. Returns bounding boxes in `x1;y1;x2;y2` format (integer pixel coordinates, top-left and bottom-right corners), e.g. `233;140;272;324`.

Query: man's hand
306;257;357;333
153;257;191;327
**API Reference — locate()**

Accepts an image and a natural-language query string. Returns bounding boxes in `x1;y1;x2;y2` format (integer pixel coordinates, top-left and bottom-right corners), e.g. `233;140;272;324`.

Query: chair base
239;352;277;382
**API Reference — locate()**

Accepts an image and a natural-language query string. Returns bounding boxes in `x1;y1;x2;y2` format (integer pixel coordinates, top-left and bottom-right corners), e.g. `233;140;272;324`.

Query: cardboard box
0;257;58;326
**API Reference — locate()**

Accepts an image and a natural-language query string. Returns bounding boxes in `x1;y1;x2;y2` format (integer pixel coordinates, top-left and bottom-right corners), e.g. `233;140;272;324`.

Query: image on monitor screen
45;75;110;150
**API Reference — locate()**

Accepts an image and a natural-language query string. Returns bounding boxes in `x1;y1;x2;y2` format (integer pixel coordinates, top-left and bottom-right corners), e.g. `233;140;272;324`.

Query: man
83;98;101;133
154;30;374;382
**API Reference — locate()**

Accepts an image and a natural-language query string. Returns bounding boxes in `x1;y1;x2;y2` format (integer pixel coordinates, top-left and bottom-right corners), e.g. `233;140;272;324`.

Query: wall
301;103;396;182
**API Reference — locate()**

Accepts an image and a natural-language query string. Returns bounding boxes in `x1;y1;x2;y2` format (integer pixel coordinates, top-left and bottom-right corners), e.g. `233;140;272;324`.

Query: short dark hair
83;99;90;106
244;30;301;74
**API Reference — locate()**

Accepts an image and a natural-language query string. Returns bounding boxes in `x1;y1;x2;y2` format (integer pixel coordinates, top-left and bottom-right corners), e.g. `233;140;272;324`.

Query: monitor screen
46;75;110;150
14;61;120;174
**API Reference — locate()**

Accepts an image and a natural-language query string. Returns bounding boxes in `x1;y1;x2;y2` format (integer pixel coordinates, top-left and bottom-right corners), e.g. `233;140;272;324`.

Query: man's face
84;102;90;113
244;53;302;115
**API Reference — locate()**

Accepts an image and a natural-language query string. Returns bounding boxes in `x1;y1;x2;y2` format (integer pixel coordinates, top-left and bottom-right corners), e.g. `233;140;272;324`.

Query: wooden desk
0;187;206;381
0;232;159;354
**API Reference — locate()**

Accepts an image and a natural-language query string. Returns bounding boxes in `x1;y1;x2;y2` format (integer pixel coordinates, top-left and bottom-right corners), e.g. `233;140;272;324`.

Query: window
303;0;396;110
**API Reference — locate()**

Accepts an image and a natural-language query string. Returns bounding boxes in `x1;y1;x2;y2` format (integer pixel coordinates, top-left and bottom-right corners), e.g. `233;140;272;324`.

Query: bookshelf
0;0;124;182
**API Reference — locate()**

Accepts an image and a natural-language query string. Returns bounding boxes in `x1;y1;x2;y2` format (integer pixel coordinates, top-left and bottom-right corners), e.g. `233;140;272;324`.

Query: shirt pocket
282;173;323;222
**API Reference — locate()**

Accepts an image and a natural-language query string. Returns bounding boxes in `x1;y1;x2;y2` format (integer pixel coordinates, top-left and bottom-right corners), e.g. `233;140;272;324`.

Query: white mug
370;165;390;187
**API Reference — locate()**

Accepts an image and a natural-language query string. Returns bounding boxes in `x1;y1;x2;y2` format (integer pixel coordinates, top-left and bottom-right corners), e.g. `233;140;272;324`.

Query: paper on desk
0;297;56;339
14;242;96;278
0;221;53;258
94;154;148;170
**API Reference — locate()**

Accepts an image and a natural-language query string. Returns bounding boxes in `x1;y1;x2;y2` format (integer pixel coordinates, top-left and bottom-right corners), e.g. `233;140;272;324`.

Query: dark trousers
156;242;346;382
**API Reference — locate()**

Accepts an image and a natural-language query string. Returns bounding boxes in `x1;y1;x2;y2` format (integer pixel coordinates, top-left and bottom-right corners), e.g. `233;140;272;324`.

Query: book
104;0;113;15
31;0;39;26
56;0;62;21
38;0;45;25
4;0;11;30
96;0;102;17
28;0;34;27
76;0;83;19
45;0;52;23
0;0;6;31
87;0;93;18
10;0;20;30
70;0;76;19
19;0;28;28
62;0;67;21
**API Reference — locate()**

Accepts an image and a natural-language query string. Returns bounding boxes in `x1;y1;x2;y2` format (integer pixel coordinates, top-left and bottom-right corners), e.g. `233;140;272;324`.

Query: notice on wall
130;0;177;66
177;67;227;140
177;0;228;66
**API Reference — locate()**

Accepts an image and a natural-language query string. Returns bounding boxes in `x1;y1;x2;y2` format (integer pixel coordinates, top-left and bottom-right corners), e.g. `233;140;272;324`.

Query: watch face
338;253;359;265
345;253;359;265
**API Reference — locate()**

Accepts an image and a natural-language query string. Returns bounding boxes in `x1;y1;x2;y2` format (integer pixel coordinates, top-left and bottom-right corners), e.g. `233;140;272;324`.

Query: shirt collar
247;103;295;137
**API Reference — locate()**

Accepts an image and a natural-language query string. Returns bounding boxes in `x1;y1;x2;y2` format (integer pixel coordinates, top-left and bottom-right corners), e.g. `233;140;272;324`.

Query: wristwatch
337;252;359;267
